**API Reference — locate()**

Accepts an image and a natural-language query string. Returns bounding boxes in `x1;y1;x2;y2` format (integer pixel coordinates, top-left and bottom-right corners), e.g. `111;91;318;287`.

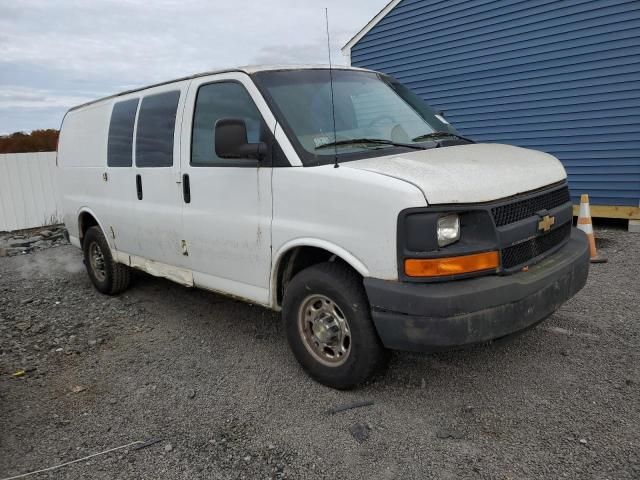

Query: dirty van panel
57;103;121;247
129;84;189;267
58;103;110;168
100;98;141;254
128;254;194;286
179;76;273;305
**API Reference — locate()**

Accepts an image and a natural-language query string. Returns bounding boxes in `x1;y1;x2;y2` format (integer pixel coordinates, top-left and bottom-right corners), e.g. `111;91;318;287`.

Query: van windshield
253;69;460;166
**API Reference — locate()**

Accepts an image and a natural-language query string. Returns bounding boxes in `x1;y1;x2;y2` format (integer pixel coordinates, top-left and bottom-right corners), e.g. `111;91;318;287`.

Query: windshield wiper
315;138;427;151
412;131;474;143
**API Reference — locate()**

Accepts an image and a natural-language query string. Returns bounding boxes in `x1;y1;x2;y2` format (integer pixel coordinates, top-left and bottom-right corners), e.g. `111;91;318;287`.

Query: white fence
0;152;60;232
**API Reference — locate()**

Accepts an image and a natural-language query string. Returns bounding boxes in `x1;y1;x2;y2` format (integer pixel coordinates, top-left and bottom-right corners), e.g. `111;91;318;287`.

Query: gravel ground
0;224;638;479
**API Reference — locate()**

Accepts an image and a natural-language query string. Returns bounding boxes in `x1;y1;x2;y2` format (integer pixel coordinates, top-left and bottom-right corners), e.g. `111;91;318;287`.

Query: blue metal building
343;0;640;219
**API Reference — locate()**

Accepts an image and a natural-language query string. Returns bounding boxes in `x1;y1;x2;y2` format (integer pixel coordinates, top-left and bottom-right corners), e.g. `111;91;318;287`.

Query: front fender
270;238;370;307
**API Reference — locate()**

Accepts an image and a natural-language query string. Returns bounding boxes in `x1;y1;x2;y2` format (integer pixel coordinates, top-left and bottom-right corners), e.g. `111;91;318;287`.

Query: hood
344;143;567;204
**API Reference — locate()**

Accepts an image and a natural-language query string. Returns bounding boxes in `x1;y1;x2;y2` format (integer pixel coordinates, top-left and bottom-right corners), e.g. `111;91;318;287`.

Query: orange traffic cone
577;194;607;264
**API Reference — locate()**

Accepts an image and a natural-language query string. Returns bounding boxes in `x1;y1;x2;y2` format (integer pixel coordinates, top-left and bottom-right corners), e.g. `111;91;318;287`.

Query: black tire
282;261;389;389
82;226;131;295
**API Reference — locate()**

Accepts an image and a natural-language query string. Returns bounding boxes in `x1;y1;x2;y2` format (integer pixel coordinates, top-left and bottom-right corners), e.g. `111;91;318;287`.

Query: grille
491;186;570;227
501;222;572;269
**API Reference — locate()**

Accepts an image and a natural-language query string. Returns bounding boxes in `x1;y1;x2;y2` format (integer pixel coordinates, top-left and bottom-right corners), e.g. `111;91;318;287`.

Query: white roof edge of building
341;0;402;56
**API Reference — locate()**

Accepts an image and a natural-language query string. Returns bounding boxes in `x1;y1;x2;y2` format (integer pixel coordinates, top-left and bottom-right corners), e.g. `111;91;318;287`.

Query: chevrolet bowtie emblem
538;214;555;232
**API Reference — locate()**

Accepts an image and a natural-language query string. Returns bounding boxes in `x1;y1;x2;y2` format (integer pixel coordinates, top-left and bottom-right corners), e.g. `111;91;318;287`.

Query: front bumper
364;228;590;352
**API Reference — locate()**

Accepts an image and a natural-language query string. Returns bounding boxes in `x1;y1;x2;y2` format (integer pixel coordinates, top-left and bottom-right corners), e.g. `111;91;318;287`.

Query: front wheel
282;262;388;389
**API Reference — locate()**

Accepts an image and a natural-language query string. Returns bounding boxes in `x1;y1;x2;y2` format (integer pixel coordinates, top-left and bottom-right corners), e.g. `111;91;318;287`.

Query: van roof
68;64;375;112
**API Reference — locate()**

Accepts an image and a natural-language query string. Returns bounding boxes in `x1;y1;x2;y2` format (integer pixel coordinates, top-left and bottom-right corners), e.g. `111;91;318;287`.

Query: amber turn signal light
404;251;500;277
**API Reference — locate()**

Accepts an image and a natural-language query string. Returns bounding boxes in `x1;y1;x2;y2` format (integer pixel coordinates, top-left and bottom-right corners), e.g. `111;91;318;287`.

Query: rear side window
107;98;138;167
136;90;180;167
191;82;264;166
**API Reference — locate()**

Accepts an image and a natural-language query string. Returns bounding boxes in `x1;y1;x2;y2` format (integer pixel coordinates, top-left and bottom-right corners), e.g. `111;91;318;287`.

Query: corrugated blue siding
350;0;640;206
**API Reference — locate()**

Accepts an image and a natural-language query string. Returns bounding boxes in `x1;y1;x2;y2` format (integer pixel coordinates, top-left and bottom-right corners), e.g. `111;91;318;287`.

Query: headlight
437;214;460;247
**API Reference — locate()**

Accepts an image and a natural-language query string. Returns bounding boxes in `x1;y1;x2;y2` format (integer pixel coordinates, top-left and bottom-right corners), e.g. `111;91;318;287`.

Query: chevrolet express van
58;65;590;389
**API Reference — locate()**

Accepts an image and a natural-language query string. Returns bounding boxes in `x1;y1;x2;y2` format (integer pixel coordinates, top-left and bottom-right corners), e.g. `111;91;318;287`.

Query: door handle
136;174;143;200
183;174;191;203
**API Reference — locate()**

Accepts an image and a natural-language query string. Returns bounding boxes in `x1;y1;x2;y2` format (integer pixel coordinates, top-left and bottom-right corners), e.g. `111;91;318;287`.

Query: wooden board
572;204;640;220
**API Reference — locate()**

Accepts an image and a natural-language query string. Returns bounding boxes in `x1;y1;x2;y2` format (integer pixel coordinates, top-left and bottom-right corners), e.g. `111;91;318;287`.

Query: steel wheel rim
297;294;351;367
89;241;106;282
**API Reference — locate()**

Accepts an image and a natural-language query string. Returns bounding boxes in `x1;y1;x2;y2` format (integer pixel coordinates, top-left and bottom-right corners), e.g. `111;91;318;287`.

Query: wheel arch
271;239;370;309
77;208;111;248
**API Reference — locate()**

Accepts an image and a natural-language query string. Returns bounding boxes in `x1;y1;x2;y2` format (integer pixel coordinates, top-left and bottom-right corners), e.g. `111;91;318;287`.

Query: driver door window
191;82;265;166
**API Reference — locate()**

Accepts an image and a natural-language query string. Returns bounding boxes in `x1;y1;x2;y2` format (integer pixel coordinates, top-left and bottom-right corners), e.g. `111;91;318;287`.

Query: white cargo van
58;65;589;389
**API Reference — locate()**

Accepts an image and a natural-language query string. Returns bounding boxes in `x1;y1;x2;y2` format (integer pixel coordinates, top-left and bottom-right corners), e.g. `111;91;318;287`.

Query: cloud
0;0;389;133
253;44;331;65
0;87;91;108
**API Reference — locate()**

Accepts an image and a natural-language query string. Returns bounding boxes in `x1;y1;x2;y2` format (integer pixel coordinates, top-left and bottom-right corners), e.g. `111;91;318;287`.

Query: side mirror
215;118;267;160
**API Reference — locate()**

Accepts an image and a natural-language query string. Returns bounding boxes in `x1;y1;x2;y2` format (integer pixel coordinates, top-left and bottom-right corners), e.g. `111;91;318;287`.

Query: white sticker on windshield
313;136;332;148
435;114;450;125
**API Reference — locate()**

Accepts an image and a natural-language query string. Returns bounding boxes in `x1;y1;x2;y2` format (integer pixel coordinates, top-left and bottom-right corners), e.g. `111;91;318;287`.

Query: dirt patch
1;225;639;479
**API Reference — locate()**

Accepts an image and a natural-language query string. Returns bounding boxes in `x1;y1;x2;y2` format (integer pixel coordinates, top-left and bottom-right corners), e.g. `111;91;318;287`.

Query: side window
191;82;265;166
136;90;180;167
107;98;138;167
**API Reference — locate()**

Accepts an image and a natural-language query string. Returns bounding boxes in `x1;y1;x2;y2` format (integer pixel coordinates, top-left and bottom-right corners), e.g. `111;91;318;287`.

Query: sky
0;0;388;135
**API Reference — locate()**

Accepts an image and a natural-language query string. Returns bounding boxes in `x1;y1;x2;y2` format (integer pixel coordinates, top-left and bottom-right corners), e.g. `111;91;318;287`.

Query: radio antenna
325;8;339;168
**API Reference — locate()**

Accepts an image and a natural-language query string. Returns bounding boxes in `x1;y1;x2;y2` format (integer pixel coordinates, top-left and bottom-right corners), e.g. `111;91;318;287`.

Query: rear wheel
283;261;388;389
83;226;131;295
